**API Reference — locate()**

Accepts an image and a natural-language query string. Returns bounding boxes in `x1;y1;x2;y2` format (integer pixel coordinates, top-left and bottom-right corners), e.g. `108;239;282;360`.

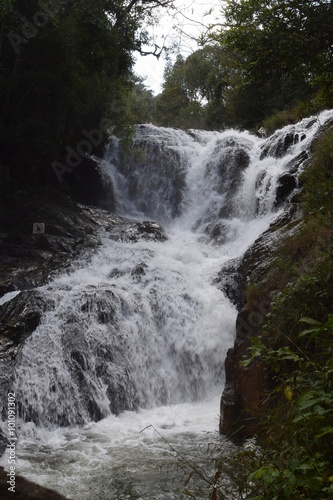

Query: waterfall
1;109;333;499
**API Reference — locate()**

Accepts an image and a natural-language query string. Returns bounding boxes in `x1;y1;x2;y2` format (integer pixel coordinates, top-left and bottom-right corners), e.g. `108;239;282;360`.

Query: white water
1;110;333;499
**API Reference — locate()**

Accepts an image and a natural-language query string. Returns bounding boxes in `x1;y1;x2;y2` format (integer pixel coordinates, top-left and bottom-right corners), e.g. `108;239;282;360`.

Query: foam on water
1;109;333;498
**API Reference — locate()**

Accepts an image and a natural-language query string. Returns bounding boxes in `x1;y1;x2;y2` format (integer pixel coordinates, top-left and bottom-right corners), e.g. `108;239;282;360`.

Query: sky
134;0;223;95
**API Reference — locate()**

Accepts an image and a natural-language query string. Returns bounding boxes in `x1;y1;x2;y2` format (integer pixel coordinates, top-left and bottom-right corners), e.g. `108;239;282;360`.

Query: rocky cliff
219;208;301;437
219;117;333;440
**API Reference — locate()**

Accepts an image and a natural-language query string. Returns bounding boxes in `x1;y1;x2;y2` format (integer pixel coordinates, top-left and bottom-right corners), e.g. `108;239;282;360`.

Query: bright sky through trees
134;0;222;94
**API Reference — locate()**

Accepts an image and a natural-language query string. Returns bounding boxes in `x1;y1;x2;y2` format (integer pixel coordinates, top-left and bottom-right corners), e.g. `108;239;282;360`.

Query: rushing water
1;110;333;499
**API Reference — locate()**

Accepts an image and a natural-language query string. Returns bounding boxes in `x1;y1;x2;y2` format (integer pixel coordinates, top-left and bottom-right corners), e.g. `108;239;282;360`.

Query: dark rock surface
0;192;167;367
0;290;47;363
118;125;187;220
0;192;168;427
209;136;251;221
0;467;68;499
260;129;307;159
219;207;302;438
65;155;116;213
0;191;166;297
275;173;297;206
0;191;101;296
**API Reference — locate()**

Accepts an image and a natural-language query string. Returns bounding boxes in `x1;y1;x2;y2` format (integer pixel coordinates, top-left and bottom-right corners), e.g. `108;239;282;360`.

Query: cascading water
1;110;333;499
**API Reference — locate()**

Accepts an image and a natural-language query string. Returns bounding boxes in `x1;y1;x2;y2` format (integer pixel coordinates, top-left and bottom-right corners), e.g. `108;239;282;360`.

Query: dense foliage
237;127;333;499
222;0;333;94
153;46;234;130
153;0;333;130
0;0;173;189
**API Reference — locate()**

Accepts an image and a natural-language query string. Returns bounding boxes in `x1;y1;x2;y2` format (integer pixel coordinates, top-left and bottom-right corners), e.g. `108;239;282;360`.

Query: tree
129;77;155;124
153;54;195;128
0;0;174;186
153;46;235;130
219;0;333;108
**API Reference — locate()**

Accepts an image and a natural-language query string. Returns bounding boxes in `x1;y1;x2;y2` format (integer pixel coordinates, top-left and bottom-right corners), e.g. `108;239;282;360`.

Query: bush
237;123;333;498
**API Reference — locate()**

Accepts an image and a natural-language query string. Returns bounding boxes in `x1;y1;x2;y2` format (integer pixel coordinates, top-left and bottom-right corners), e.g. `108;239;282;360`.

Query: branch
126;0;174;14
140;424;211;486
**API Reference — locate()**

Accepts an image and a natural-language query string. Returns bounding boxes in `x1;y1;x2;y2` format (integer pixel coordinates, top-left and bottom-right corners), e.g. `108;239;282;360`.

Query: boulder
0;190;166;296
0;290;46;363
0;467;67;499
275;173;297;206
65;156;116;212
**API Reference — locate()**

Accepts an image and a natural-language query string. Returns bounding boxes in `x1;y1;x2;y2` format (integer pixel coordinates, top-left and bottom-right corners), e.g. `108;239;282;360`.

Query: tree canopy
219;0;333;108
153;0;333;130
0;0;174;187
153;45;235;130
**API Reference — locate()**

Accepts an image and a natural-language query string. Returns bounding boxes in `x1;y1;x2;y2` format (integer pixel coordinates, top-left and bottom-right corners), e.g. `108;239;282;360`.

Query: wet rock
118;126;187;220
0;194;101;295
0;467;68;499
260;130;304;159
219;208;302;438
202;220;230;245
0;191;166;296
0;192;168;426
0;290;47;363
220;341;274;438
109;220;167;243
213;257;245;310
275;173;297;206
65;155;116;212
212;137;251;218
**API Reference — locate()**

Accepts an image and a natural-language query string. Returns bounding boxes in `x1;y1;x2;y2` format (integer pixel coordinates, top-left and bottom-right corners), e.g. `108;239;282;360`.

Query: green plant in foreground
242;316;333;499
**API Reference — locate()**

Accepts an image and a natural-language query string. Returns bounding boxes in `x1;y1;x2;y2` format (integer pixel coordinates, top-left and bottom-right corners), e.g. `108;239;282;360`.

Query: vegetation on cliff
233;126;333;498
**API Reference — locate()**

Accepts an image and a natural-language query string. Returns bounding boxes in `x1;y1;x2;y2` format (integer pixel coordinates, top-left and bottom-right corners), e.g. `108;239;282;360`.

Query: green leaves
242;302;333;498
0;0;175;186
249;465;280;485
299;315;333;341
217;0;333;117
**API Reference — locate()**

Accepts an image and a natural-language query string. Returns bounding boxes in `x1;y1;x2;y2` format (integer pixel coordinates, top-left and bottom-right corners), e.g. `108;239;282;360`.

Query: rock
220;341;274;438
0;166;10;204
213;257;245;310
219;207;302;438
0;190;167;296
260;131;304;159
0;290;47;363
0;194;168;427
118;126;187;220
65;156;116;212
0;467;67;499
108;220;167;243
213;137;251;219
275;173;297;206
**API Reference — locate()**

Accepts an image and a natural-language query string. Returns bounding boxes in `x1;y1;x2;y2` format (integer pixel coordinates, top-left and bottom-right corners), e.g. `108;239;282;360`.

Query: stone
65;156;116;212
219;207;302;438
0;290;46;362
275;173;297;206
220;339;274;438
0;467;67;499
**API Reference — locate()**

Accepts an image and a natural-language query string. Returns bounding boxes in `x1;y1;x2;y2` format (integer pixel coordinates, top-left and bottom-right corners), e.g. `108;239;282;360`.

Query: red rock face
220;302;278;438
220;332;274;438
